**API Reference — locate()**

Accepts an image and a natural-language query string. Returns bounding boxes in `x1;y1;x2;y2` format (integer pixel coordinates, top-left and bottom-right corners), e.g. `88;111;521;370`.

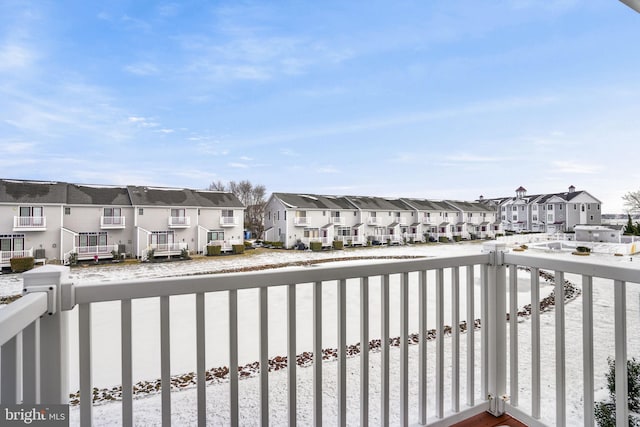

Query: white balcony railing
100;216;126;229
205;239;242;253
294;217;310;226
220;216;239;227
168;216;191;228
150;242;187;254
330;217;345;225
13;216;46;230
0;248;33;266
367;217;382;226
2;243;640;426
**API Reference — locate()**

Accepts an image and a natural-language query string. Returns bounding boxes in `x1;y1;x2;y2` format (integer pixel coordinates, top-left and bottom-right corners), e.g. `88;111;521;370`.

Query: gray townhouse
0;179;245;267
481;185;602;233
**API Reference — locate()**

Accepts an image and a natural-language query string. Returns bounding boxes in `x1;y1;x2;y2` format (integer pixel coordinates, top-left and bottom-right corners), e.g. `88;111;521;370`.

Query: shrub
439;236;450;243
576;246;591;253
520;244;528;250
453;236;462;242
310;241;322;252
180;248;191;259
206;245;221;256
146;248;155;261
244;241;252;248
68;252;78;265
232;244;245;254
11;257;34;273
594;358;640;427
332;240;344;250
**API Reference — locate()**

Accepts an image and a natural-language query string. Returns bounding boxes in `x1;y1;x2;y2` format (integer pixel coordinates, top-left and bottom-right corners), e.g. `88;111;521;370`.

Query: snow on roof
299;194;318;201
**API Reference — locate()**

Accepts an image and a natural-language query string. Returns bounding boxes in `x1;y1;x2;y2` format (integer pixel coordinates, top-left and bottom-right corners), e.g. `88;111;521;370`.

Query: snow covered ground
2;242;640;426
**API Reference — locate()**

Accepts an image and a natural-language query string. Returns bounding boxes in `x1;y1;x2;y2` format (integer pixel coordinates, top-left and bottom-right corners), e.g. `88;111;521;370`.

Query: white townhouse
400;198;447;241
264;193;361;248
482;185;602;234
0;180;66;266
343;196;416;245
0;179;245;267
443;200;500;239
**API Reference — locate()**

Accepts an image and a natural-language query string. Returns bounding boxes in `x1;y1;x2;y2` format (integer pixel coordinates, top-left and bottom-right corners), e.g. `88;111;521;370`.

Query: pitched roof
126;186;202;206
0;179;68;204
67;184;131;205
192;190;245;208
273;193;356;210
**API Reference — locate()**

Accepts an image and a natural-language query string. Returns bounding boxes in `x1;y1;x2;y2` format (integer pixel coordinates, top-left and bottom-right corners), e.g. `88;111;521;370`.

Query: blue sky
1;1;639;213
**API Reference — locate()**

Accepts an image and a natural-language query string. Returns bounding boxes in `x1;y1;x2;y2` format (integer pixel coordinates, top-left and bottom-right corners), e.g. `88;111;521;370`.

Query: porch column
23;265;71;405
482;241;507;416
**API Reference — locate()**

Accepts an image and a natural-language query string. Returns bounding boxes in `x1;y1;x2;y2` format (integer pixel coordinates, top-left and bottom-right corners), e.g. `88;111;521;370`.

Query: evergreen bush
594;358;640;427
206;245;221;256
310;241;322;252
232;244;245;254
10;257;34;273
332;240;344;250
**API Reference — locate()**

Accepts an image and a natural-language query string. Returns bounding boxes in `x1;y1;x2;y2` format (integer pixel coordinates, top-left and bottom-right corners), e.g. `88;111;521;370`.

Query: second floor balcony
100;216;126;229
293;216;310;226
220;216;239;227
13;216;46;231
367;217;382;226
168;216;191;228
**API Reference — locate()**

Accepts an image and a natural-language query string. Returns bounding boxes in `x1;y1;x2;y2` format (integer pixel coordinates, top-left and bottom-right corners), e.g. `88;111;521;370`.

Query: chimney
568;185;575;193
479;195;484;201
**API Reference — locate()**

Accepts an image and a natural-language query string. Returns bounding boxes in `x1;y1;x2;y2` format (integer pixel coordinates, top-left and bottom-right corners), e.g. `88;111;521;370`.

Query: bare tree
208;180;267;238
623;190;640;213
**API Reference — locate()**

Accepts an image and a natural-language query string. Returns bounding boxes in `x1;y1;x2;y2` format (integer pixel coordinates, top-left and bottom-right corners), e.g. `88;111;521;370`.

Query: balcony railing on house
220;216;239;227
13;216;46;231
168;216;191;228
63;245;119;265
293;217;310;226
205;239;242;253
149;242;188;256
100;216;126;229
367;217;382;226
2;243;639;426
0;248;33;267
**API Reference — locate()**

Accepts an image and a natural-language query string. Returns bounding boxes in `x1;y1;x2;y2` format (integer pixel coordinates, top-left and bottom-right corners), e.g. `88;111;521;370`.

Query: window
521;206;525;211
444;213;448;218
513;206;517;211
337;227;350;236
533;215;538;221
533;205;538;211
78;232;107;253
138;208;144;215
598;204;601;210
207;230;224;242
104;208;123;225
296;211;306;218
502;207;506;211
548;214;553;221
0;234;25;252
588;204;591;210
151;231;174;246
574;204;577;210
581;205;585;212
547;205;553;210
65;207;71;215
590;215;594;221
468;213;472;218
371;212;377;217
559;205;563;210
501;215;506;220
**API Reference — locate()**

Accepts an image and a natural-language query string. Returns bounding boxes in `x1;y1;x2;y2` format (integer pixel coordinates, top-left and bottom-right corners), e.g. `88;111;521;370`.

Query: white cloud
317;166;339;174
552;161;602;174
446;154;510;163
229;162;249;169
0;43;35;71
124;62;159;76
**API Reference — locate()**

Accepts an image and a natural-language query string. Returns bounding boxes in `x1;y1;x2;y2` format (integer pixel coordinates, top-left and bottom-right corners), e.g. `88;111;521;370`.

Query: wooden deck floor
451;411;528;427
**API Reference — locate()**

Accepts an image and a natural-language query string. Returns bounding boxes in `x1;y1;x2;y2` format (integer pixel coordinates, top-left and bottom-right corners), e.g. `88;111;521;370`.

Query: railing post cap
482;241;507;252
23;265;70;286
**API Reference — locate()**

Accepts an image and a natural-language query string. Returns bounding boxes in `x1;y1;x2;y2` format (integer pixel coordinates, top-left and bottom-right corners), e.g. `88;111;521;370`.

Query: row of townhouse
263;193;500;249
479;185;602;233
0;179;245;267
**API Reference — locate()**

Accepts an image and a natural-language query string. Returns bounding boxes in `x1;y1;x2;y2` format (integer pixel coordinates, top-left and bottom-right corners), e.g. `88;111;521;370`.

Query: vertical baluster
466;266;475;408
260;287;269;427
79;303;92;425
530;268;541;419
481;264;489;400
360;277;369;427
451;267;460;413
338;279;347;427
400;272;409;426
160;296;171;426
121;299;133;427
229;290;239;427
508;264;518;407
582;276;594;427
195;293;206;427
22;320;40;404
313;281;322;427
287;284;297;427
554;271;565;426
419;270;428;424
614;280;628;427
1;336;18;404
381;274;390;427
436;268;444;419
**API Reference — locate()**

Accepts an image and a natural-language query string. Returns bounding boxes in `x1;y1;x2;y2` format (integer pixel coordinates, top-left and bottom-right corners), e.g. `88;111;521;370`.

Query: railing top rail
0;292;48;346
71;253;489;306
504;252;640;284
